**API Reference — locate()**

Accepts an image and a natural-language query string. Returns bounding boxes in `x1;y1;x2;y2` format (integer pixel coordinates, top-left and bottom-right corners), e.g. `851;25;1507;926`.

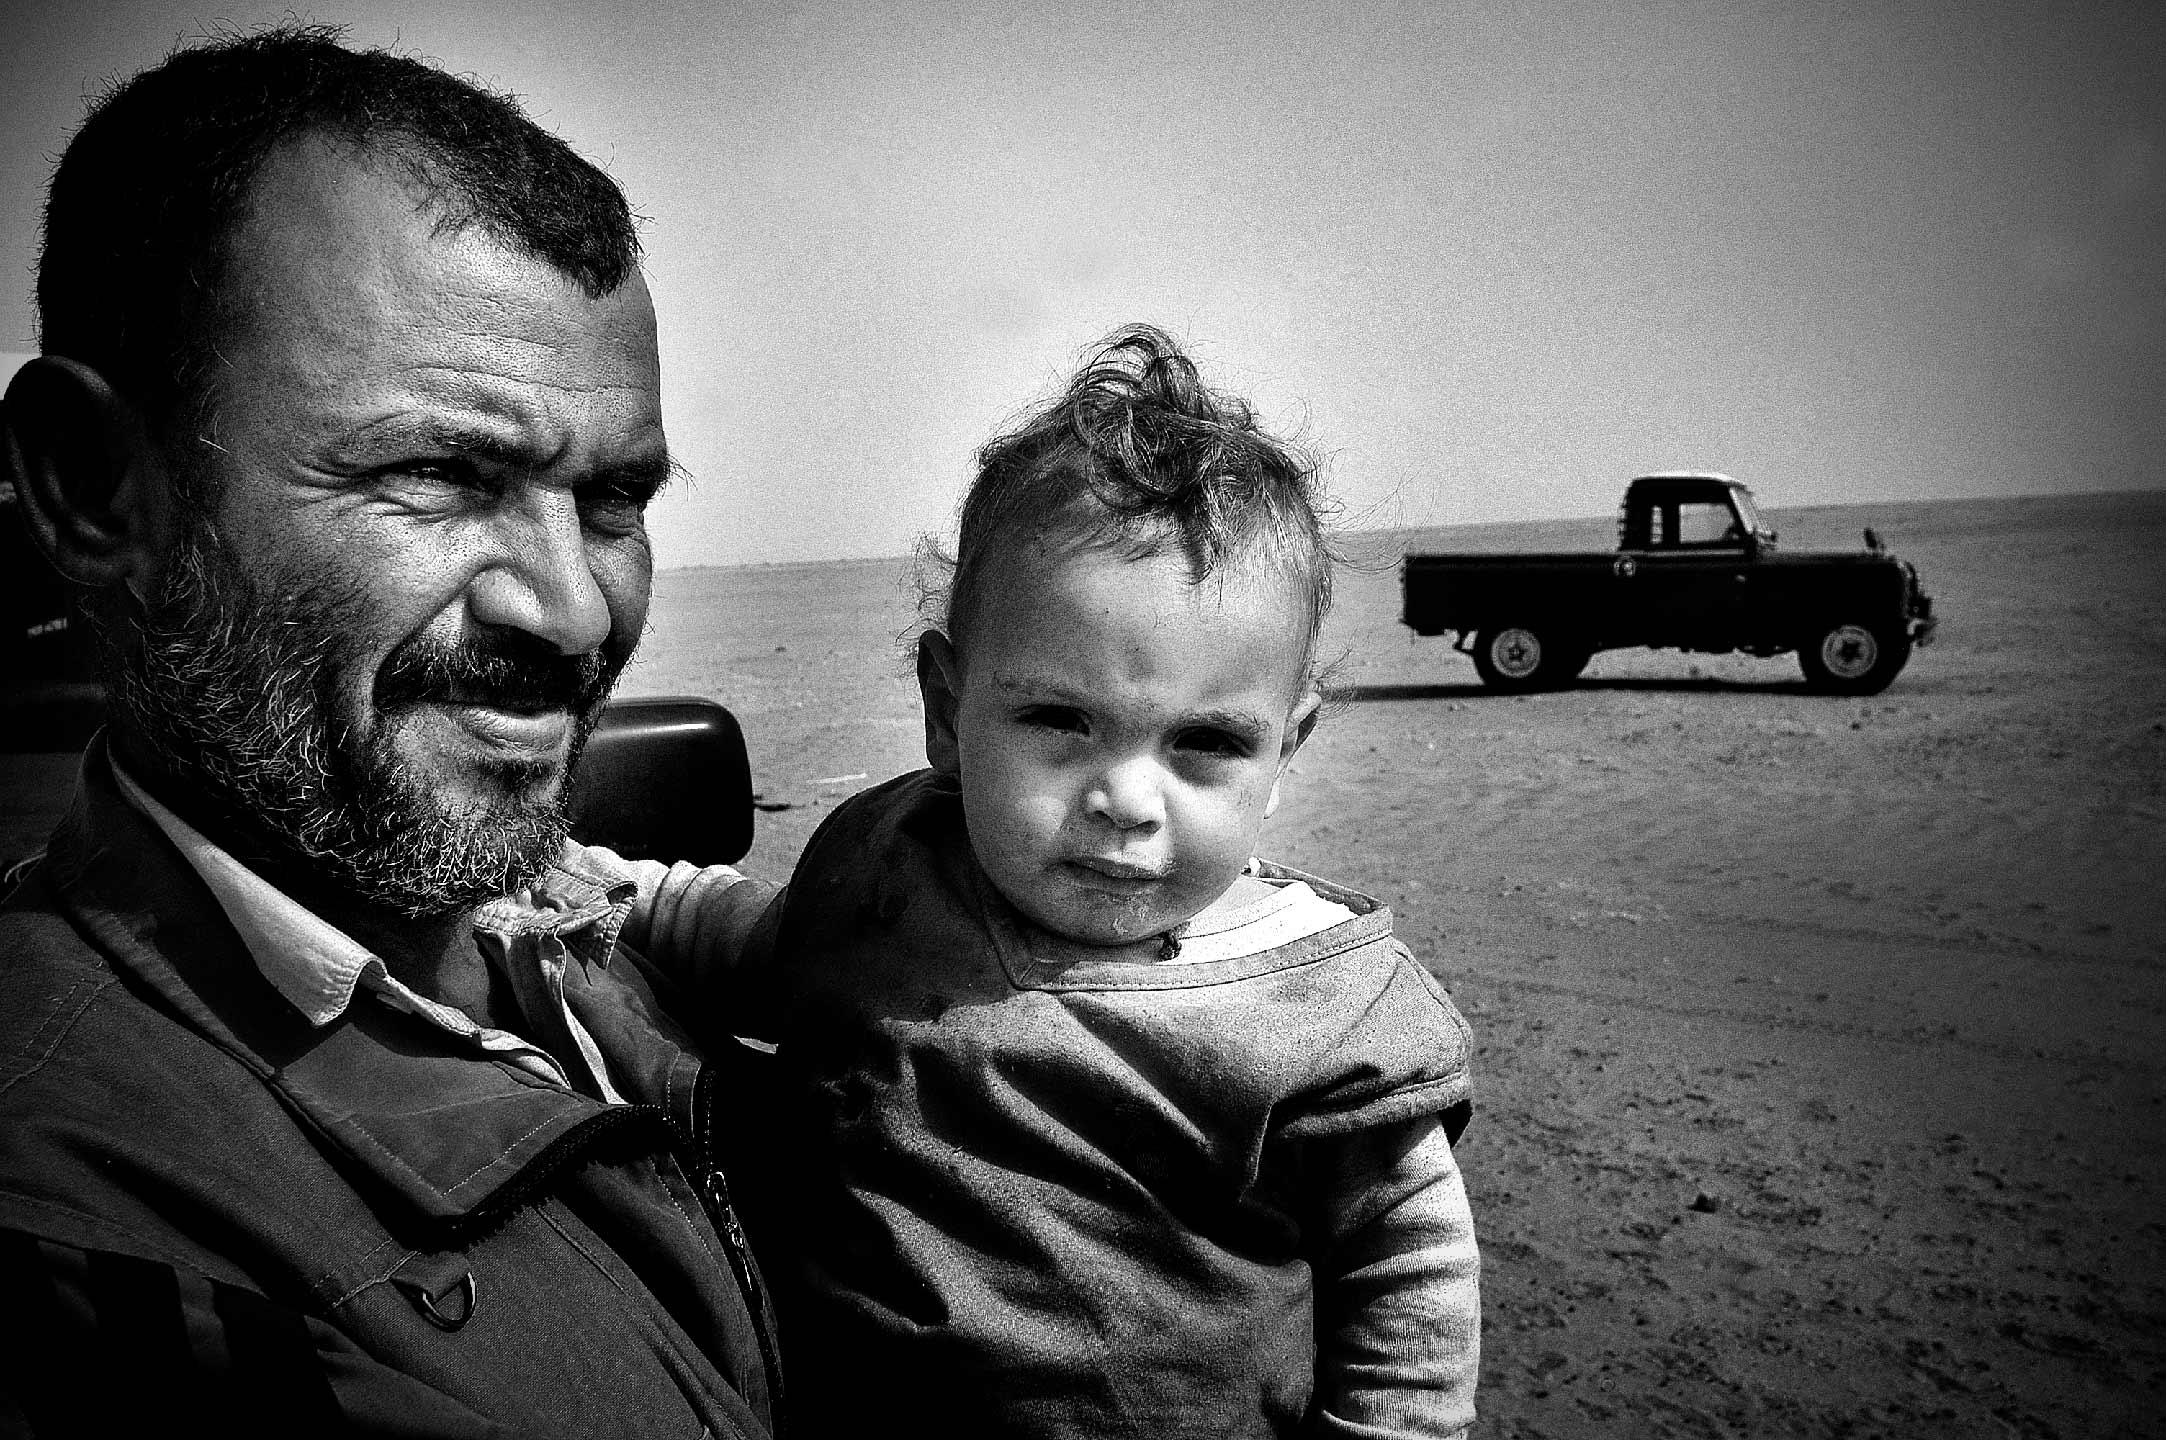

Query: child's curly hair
932;324;1336;675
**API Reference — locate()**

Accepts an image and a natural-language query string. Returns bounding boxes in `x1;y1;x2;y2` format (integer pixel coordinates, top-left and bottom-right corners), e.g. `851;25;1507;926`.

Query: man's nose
465;490;613;656
1085;757;1166;831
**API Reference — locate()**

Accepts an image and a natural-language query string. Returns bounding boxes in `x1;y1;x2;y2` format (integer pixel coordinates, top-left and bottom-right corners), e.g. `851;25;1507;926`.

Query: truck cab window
1675;501;1744;547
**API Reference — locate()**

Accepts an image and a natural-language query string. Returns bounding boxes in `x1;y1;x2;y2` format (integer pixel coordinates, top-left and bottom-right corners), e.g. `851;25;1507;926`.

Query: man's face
119;137;667;915
932;540;1316;947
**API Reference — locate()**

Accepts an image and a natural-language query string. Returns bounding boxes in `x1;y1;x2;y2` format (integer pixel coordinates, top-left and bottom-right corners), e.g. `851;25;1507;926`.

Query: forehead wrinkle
337;403;564;470
360;361;661;459
406;357;653;411
987;669;1078;699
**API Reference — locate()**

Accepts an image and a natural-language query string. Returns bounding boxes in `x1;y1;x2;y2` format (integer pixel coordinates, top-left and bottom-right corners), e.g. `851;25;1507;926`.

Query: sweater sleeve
608;855;788;1040
1307;1114;1482;1440
0;1229;514;1438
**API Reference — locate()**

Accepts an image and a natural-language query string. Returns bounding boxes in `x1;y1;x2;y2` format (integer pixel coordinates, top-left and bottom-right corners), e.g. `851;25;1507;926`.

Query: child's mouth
1067;856;1167;887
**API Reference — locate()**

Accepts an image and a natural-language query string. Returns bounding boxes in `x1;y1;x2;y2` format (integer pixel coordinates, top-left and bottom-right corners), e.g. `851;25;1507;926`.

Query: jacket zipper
693;1063;785;1424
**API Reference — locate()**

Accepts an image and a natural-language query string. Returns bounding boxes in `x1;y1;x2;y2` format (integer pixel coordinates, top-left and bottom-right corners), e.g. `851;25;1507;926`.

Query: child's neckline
1178;870;1304;939
1157;878;1357;965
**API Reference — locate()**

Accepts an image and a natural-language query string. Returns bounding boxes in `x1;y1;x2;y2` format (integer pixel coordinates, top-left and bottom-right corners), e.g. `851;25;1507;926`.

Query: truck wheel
1472;625;1581;692
1798;620;1910;695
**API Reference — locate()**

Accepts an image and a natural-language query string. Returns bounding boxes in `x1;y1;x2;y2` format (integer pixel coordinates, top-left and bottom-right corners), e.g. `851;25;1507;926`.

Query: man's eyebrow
329;415;674;487
332;414;536;464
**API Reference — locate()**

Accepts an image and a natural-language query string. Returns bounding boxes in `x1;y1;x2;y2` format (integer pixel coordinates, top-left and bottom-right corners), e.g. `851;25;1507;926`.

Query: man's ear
1264;689;1324;820
3;356;179;596
916;629;965;776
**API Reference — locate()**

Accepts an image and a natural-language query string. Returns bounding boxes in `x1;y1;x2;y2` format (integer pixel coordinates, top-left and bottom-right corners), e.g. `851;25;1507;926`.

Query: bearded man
0;28;778;1437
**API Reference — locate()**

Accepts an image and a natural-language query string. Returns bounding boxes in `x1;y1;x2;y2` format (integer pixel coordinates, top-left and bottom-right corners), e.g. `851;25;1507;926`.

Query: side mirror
568;696;755;866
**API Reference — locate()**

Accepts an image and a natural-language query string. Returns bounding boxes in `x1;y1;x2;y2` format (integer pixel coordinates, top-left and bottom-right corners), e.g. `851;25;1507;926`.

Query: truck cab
1618;473;1773;554
1607;473;1775;654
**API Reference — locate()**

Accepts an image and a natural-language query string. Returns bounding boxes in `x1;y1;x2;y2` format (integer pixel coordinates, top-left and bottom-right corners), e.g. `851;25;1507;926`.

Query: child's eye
1015;705;1089;735
1174;727;1253;759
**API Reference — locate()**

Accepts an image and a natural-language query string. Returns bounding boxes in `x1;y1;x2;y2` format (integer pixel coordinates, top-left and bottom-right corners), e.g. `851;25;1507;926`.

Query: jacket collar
43;741;668;1229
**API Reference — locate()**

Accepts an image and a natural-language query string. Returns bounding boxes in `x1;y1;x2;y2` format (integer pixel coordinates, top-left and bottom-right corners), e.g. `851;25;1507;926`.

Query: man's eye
1016;706;1088;735
385;458;488;490
579;482;657;533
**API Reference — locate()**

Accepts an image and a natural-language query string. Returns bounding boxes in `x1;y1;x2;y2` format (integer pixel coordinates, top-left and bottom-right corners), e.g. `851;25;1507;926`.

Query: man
0;27;778;1437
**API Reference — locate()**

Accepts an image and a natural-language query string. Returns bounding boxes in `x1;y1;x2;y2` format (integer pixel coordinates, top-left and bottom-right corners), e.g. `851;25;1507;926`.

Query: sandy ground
623;488;2165;1438
2;488;2157;1436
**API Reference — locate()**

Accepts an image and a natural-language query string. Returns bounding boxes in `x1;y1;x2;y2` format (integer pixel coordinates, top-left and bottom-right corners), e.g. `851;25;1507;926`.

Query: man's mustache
374;633;615;715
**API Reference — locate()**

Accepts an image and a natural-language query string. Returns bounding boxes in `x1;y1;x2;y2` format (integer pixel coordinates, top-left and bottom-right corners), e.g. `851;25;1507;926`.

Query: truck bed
1401;551;1625;637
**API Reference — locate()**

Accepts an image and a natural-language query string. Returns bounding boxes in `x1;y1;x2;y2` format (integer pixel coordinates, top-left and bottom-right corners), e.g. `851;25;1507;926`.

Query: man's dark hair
36;22;640;451
939;324;1335;668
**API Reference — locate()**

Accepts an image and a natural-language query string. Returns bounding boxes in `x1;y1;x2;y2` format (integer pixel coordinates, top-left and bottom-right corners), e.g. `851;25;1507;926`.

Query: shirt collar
107;759;637;1029
474;845;639;936
111;761;389;1027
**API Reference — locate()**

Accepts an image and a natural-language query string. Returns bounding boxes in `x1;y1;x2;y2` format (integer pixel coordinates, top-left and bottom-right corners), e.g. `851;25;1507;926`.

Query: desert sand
621;488;2164;1438
1;488;2156;1435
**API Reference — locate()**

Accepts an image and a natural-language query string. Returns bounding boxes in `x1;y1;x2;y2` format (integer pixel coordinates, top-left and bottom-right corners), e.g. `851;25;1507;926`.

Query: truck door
1627;497;1752;644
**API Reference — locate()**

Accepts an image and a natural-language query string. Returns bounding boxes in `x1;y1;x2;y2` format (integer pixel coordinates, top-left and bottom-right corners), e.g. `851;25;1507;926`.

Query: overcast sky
4;0;2160;567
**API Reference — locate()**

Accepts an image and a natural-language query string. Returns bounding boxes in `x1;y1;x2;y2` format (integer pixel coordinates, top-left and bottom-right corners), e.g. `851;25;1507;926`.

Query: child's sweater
626;768;1481;1438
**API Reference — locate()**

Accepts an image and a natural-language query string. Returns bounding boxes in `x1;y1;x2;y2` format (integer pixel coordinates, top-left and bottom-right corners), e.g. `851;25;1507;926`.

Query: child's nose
1086;759;1165;831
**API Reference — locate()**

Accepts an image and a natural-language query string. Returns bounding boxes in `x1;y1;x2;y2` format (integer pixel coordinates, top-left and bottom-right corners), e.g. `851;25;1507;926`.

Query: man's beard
109;523;627;918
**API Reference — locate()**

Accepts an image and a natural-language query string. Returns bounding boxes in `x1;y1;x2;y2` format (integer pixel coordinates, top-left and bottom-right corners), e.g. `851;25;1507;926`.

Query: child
631;326;1480;1437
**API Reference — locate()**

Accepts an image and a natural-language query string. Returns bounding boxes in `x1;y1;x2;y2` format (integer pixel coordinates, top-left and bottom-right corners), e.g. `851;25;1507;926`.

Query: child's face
921;540;1319;948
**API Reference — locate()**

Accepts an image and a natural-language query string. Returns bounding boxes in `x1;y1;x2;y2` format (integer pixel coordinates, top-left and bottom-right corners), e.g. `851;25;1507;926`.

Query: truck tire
1798;620;1910;695
1472;625;1584;692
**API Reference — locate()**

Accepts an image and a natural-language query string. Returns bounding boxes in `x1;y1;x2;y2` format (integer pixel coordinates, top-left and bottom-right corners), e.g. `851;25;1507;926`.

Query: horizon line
656;482;2166;574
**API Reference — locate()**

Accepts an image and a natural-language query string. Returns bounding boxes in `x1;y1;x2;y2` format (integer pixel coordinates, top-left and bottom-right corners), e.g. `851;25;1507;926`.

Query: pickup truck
1401;472;1936;694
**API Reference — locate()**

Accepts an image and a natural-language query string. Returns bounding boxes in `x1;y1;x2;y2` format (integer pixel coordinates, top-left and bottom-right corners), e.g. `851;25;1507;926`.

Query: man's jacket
0;755;778;1438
